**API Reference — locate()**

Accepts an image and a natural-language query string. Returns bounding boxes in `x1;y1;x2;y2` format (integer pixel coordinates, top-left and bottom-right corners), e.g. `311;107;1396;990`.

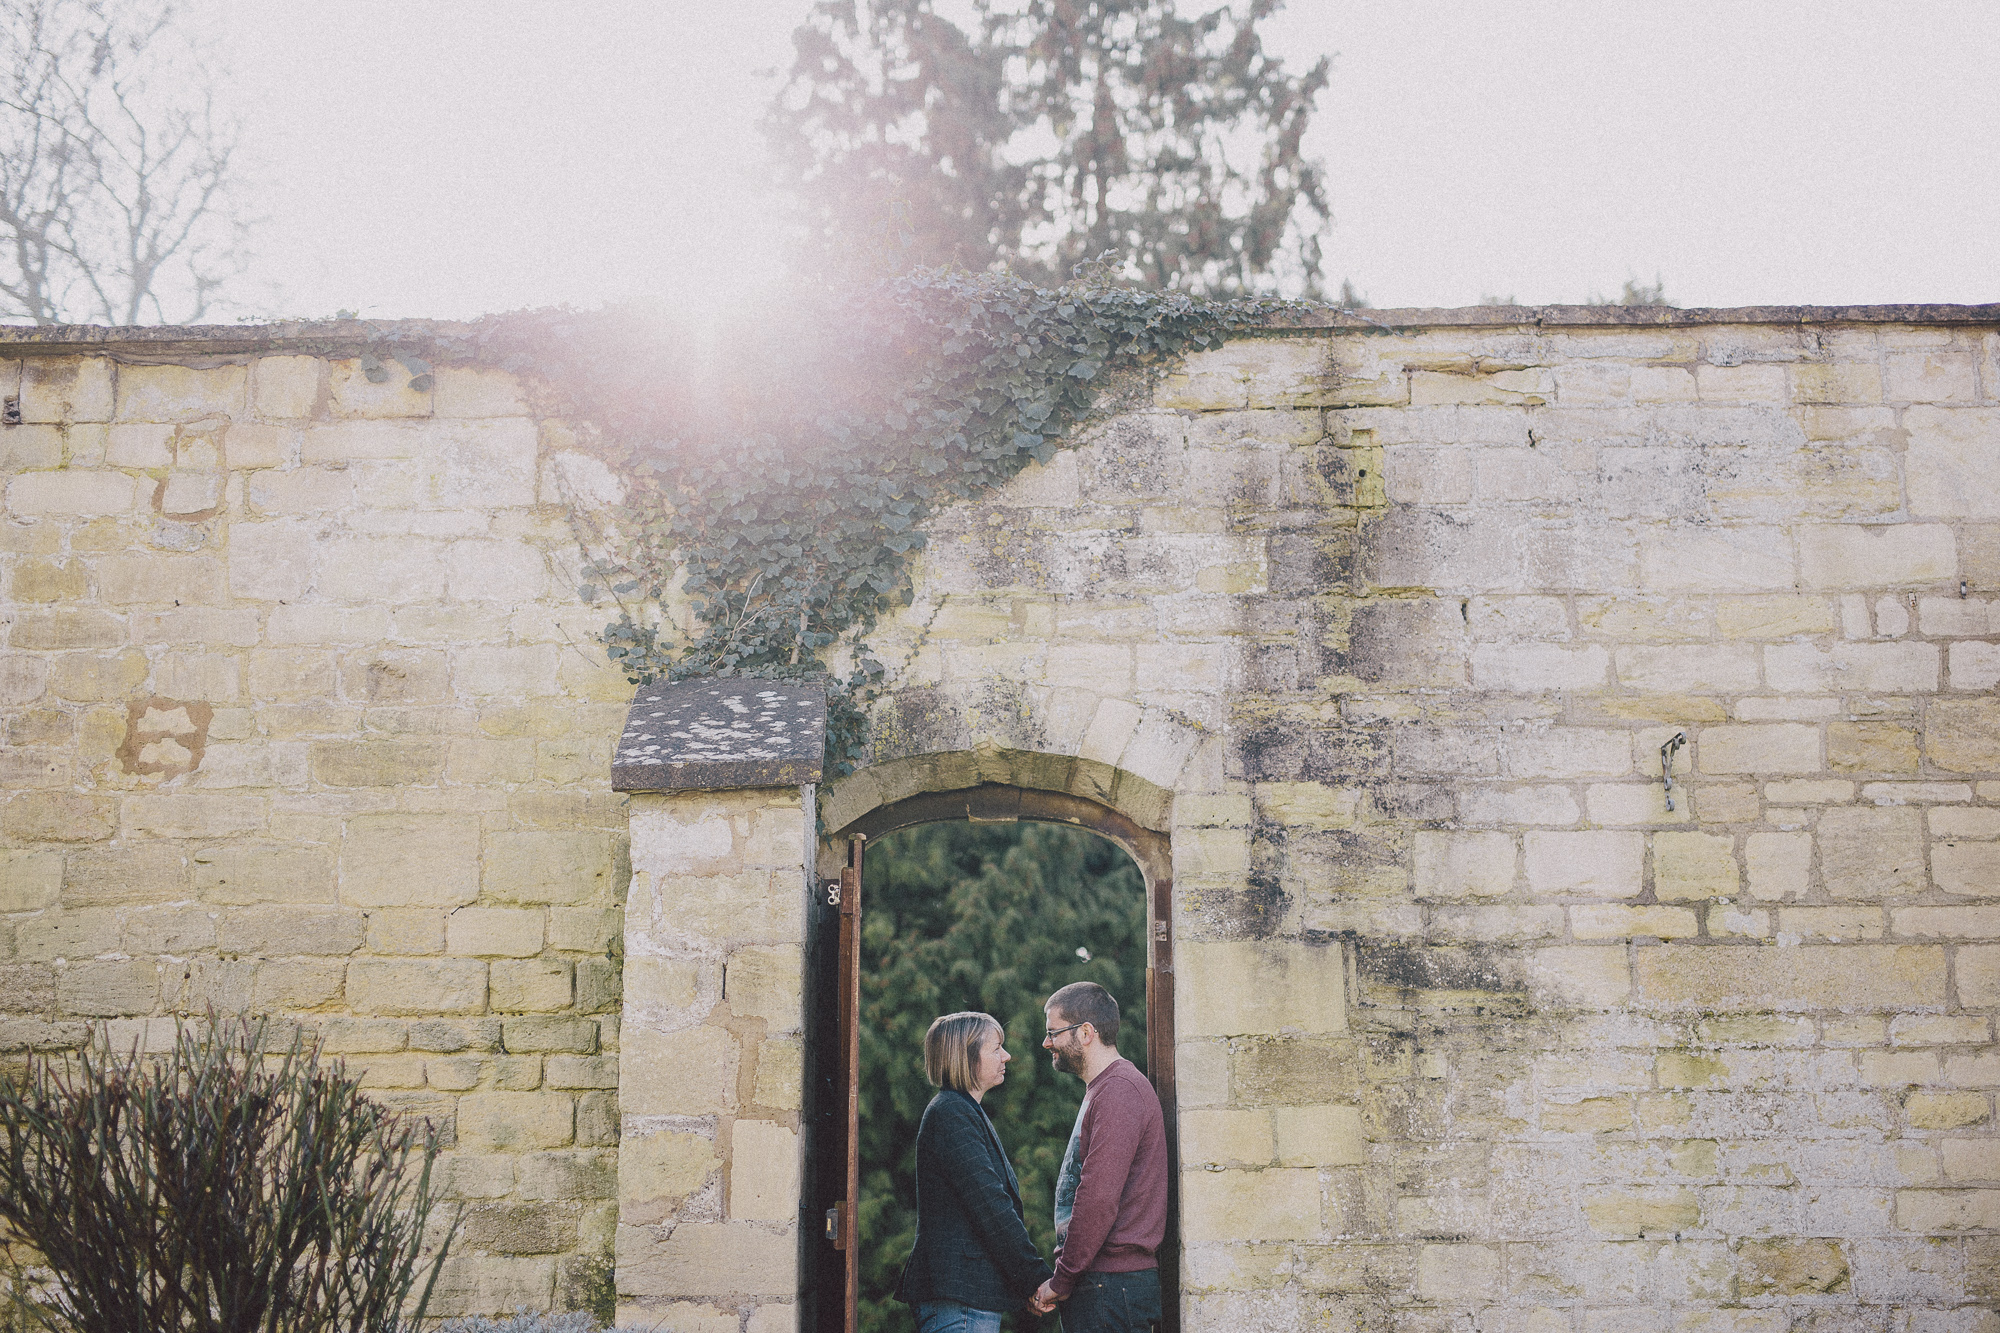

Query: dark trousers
1059;1268;1161;1333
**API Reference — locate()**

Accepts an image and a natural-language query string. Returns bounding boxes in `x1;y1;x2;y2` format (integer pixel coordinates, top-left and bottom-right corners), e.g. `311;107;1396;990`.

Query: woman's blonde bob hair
924;1011;1003;1093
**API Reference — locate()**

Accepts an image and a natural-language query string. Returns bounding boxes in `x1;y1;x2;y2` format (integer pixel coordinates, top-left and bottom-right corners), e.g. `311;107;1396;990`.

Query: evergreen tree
856;821;1149;1333
766;0;1330;295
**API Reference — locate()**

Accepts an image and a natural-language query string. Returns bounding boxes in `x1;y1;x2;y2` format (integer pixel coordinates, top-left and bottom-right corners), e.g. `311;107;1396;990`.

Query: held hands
1029;1279;1063;1316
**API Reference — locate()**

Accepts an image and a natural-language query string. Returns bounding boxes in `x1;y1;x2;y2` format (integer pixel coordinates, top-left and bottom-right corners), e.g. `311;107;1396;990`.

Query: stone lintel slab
612;680;826;791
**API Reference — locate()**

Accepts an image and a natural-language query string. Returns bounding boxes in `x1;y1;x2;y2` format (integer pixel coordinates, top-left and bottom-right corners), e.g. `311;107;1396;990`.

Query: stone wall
0;338;631;1316
3;309;1998;1331
835;313;2000;1331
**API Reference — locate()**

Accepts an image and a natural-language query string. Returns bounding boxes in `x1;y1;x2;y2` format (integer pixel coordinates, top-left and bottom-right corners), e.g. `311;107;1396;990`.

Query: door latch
826;1203;846;1247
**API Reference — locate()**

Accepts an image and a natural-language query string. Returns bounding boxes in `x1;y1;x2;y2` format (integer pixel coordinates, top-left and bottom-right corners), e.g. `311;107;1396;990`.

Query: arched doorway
806;784;1179;1333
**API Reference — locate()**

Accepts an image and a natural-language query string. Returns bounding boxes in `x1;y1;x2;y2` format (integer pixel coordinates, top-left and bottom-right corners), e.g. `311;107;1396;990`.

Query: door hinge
826;1202;847;1248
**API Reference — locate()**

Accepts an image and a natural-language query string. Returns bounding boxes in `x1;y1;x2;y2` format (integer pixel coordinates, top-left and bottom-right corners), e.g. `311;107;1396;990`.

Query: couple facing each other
895;981;1168;1333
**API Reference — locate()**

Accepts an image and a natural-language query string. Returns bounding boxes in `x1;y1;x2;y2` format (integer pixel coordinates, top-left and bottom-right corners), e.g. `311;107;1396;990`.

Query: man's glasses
1043;1021;1087;1042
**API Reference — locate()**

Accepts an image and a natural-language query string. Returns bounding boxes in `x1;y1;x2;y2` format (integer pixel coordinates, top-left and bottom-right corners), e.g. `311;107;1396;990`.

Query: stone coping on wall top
5;302;2000;354
611;678;826;792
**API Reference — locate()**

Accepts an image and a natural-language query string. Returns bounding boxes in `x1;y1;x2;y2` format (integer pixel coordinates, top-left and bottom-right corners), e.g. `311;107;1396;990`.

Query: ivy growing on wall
376;266;1285;776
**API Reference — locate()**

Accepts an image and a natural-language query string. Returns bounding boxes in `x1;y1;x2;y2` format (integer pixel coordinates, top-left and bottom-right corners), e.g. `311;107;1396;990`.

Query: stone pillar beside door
610;683;826;1333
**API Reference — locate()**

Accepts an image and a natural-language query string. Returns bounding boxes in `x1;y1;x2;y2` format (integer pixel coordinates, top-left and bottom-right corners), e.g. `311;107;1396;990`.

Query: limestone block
1415;1244;1500;1300
194;844;335;904
1524;831;1644;898
617;1221;796;1300
1906;406;2000;519
226;521;316;601
21;357;113;422
1569;905;1700;939
57;959;158;1016
1179;940;1345;1036
49;651;148;703
347;959;485;1015
624;1120;728;1216
7;470;138;517
1799;524;1956;589
753;1036;802;1111
1413;831;1515;899
1273;1104;1364;1167
729;1119;800;1221
251;356;320;418
1653;832;1739;901
1507;728;1632;779
724;946;802;1031
1927;700;2000;772
1936;841;2000;897
216;905;364;956
1639;526;1793;591
445;539;548;602
318;536;447;604
545;1054;619;1089
105;423;173;467
428;1254;557;1318
1895;1188;2000;1232
1180;1108;1275;1167
11;610;124;651
328;359;431;419
310;740;446;787
433;366;528;418
1905;1092;1990;1129
448;907;545;957
1180;1168;1321;1242
1744;833;1813;902
1829;720;1921;773
622;1023;738;1116
1885;351;1978;402
1471;643;1609;691
340;814;481;907
458;1091;574;1151
484;831;619;905
119;794;264;840
1633;944;1946;1012
516;1149;618;1201
491;959;572;1012
1697;363;1787;402
1697;724;1821;775
1818;807;1926;899
1614;644;1760;693
1949;641;2000;692
0;850;63;913
115;363;245;420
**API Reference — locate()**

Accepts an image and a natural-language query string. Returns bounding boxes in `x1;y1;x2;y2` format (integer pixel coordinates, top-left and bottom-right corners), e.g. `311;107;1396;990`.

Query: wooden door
826;834;864;1333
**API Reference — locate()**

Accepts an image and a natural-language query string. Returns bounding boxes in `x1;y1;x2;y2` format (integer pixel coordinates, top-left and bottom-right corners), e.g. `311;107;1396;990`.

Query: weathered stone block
458;1092;574;1151
1180;1168;1321;1242
448;907;545;957
1413;831;1515;899
1818;807;1926;899
728;1119;799;1222
622;1024;738;1116
491;959;573;1012
1524;831;1643;898
1633;944;1946;1012
1179;941;1345;1036
1928;700;2000;773
724;946;802;1031
346;958;486;1015
340;814;481;907
618;1221;797;1300
1652;832;1739;901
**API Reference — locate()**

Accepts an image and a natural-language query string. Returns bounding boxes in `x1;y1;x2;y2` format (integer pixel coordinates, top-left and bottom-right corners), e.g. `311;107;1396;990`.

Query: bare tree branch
0;0;252;325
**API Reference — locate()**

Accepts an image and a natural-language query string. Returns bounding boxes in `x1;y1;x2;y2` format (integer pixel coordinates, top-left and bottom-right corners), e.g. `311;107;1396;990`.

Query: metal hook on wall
1660;731;1688;812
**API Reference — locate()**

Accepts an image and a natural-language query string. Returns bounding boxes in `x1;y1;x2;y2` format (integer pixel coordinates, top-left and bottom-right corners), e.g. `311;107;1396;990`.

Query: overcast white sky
204;0;2000;322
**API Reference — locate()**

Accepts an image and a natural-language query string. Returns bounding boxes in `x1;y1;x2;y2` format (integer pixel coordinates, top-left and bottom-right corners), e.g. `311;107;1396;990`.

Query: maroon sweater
1050;1058;1168;1297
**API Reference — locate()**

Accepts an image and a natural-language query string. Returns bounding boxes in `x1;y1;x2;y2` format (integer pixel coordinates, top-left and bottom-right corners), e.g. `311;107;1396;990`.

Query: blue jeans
914;1302;1005;1333
1059;1268;1161;1333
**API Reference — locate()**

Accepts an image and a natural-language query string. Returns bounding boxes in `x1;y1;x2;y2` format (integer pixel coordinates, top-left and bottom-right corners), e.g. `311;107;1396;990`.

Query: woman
895;1011;1053;1333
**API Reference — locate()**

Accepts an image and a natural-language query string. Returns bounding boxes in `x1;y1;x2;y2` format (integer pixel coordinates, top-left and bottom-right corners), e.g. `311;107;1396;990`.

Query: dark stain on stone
1358;944;1525;994
1267;530;1357;595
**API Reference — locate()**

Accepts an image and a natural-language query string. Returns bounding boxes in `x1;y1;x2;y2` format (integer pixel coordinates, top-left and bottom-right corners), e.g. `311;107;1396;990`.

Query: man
1029;981;1168;1332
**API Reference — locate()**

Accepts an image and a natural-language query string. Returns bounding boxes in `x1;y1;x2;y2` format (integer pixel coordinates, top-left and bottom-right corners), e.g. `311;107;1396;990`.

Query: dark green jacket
895;1090;1053;1312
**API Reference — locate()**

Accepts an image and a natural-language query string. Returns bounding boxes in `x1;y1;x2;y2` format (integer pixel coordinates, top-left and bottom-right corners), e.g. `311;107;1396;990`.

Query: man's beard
1051;1042;1085;1076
